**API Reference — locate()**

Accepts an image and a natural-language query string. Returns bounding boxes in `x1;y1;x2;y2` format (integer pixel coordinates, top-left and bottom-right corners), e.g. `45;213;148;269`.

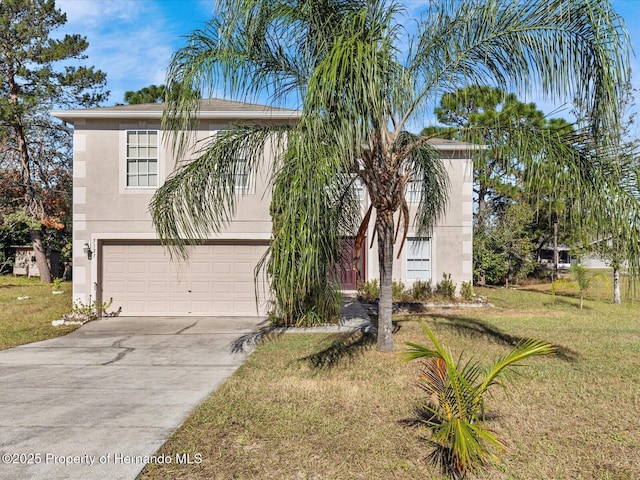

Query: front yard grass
139;284;640;480
0;275;75;350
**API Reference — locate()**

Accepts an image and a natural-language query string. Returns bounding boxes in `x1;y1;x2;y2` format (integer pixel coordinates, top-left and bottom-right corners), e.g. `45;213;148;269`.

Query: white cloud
55;0;206;104
58;0;145;30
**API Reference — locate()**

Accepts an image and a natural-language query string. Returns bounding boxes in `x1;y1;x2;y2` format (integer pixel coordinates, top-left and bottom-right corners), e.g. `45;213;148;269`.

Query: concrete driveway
0;316;265;480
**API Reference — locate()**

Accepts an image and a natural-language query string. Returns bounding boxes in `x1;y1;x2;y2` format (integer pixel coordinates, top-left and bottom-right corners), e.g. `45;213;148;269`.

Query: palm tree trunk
376;210;395;352
552;217;559;282
613;267;621;305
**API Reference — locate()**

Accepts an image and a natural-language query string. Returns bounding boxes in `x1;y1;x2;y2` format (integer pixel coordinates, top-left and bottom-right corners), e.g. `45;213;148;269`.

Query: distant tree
124;84;166;105
419;125;457;140
433;86;546;219
581;78;640;304
0;0;107;282
524;118;577;281
429;87;578;284
473;201;536;286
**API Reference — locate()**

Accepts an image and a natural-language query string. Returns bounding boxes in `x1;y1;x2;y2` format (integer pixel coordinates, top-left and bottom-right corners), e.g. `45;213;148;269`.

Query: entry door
338;237;366;290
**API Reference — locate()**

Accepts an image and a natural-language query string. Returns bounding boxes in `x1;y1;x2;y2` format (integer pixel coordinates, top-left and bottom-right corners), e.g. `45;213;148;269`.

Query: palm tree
151;0;632;351
403;324;555;478
570;263;609;309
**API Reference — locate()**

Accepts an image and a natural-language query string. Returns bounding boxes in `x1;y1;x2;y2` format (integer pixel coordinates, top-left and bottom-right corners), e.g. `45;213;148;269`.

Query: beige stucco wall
363;153;474;292
71;111;474;305
72;117;282;305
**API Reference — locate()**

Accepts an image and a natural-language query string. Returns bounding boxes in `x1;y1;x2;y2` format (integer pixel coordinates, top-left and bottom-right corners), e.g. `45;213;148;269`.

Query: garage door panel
212;262;232;274
102;242;268;316
233;301;257;315
212;281;233;294
211;300;233;314
190;263;210;275
105;261;126;274
148;280;170;290
169;300;190;314
234;262;254;275
190;301;214;314
149;261;169;274
190;281;212;294
234;282;253;294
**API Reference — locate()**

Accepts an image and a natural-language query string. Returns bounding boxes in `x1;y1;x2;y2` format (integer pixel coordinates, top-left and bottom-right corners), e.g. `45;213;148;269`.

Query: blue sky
58;0;640;129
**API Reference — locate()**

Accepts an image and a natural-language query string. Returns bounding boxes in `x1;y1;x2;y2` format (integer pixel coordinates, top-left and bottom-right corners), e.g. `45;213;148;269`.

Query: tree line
423;83;640;301
0;0;107;281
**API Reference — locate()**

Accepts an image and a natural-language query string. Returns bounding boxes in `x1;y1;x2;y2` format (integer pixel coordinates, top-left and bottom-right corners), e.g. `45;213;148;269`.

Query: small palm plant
570;264;608;309
403;324;555;479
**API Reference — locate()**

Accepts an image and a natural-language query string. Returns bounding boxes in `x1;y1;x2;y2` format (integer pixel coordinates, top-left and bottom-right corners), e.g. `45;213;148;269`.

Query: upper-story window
126;130;158;187
214;130;252;192
234;157;250;191
406;181;422;203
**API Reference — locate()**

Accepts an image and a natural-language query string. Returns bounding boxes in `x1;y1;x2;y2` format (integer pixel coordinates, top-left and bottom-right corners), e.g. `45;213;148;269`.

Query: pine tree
0;0;108;282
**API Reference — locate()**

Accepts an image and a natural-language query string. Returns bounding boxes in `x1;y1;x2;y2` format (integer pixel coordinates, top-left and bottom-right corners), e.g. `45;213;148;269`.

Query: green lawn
0;275;76;350
140;284;640;480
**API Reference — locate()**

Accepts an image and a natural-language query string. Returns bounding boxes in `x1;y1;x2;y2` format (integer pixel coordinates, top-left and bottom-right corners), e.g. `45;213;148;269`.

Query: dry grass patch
140;287;640;480
0;275;75;349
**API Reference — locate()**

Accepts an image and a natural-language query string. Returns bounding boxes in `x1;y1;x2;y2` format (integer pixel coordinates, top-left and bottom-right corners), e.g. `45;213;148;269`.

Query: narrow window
406;237;431;281
234;156;250;190
406;181;422;203
216;130;251;191
126;130;158;187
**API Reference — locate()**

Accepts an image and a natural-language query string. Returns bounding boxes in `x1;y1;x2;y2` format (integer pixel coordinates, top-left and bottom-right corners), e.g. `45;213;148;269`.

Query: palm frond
480;339;556;394
411;0;629;140
400;132;449;237
150;125;289;258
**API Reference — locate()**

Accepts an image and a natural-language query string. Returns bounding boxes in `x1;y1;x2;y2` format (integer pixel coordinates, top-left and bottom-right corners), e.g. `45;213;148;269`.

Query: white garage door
101;241;269;316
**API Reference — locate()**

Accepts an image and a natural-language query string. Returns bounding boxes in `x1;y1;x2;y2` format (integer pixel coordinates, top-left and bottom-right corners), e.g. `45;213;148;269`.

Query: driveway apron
0;316;263;480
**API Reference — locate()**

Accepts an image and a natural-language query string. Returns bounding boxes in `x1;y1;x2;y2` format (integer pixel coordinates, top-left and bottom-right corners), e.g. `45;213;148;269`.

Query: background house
12;246;61;278
52;100;474;317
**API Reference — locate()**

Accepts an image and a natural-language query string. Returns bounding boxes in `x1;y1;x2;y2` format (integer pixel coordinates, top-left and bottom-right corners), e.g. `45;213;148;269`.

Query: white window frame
406;237;431;282
213;129;255;194
406;181;422;204
125;130;159;189
353;177;365;201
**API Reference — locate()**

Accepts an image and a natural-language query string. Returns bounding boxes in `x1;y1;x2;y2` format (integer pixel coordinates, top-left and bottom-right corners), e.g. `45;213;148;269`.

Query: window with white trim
234;156;251;190
406;237;431;281
353;177;365;201
406;181;422;203
126;130;158;187
215;129;252;192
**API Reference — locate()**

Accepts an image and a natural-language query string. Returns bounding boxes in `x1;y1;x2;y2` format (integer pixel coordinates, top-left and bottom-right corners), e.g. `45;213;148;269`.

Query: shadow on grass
423;313;579;362
302;327;377;369
230;323;378;369
517;286;602;310
230;324;285;354
547;298;595;311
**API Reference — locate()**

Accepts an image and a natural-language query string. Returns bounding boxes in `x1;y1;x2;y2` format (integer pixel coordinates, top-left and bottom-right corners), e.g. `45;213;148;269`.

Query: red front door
338;237;366;290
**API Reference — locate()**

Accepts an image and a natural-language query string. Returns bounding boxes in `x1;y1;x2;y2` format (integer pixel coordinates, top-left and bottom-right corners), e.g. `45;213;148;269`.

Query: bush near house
357;273;475;304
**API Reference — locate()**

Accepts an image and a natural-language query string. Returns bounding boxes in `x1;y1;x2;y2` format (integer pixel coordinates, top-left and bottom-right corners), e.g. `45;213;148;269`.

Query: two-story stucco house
51;99;474;317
